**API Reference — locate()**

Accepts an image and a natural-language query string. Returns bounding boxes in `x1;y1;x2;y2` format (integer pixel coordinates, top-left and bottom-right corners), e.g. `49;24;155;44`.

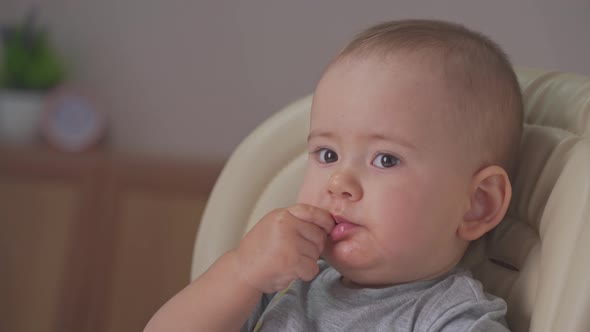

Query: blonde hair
334;19;523;178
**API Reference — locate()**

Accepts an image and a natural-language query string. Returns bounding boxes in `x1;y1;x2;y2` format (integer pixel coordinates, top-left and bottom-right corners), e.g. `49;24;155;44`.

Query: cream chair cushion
191;68;590;332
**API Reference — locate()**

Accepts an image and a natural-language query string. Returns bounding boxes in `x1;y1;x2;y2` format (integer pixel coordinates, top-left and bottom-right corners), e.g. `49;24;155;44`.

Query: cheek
373;190;417;223
396;177;465;240
296;166;324;204
370;178;449;239
296;185;314;205
371;178;425;221
371;190;445;262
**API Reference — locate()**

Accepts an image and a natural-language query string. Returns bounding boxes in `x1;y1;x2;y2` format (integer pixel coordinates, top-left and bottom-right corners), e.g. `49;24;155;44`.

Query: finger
294;237;322;260
295;256;321;282
287;204;336;234
294;220;327;254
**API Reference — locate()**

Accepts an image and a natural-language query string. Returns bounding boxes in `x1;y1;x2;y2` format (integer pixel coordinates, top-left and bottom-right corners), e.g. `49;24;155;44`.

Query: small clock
42;87;105;152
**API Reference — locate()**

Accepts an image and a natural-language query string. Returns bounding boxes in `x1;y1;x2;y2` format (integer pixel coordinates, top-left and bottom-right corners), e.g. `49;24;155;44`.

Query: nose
327;170;363;201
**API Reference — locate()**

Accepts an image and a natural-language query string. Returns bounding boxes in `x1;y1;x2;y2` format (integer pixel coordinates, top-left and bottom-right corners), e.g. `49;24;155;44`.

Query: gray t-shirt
241;261;509;331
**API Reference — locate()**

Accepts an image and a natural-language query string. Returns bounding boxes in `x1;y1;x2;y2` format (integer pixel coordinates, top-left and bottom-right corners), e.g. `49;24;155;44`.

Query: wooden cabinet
0;145;221;332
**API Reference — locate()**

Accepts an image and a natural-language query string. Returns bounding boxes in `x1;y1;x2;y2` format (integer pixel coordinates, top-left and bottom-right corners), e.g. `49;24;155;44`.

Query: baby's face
297;56;476;286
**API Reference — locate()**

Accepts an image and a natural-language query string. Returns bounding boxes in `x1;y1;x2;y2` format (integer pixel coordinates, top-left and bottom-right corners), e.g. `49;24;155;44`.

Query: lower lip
330;222;358;241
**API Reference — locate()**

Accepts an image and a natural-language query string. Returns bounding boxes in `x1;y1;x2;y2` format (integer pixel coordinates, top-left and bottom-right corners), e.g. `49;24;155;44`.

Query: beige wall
2;0;589;161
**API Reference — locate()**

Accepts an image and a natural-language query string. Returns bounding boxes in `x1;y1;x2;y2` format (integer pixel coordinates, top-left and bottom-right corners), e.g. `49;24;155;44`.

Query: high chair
190;68;590;332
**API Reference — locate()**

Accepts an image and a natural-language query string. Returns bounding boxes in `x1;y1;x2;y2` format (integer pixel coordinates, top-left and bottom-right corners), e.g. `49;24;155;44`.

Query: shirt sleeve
427;298;510;332
240;292;276;332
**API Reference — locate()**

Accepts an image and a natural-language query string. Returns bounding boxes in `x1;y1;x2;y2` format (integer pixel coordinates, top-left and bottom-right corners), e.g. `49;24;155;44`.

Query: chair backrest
191;68;590;332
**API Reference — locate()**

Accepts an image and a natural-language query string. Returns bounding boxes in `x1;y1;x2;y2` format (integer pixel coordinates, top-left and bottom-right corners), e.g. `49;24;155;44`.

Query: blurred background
1;1;589;332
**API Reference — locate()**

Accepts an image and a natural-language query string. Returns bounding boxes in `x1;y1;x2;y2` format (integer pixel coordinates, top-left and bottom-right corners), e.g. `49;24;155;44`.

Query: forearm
144;250;262;332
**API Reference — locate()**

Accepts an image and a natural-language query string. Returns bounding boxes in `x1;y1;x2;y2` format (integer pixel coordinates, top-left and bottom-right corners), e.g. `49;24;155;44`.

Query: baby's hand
234;204;335;294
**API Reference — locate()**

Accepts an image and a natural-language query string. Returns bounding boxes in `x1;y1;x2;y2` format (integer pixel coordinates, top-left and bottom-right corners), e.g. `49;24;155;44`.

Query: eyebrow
307;130;418;150
307;130;334;142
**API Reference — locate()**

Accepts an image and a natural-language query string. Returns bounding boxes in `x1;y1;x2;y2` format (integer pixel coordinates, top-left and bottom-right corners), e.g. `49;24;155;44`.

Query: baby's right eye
316;148;338;164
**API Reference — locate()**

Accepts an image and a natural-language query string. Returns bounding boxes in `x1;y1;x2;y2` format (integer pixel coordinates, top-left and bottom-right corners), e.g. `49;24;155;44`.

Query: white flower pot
0;90;46;145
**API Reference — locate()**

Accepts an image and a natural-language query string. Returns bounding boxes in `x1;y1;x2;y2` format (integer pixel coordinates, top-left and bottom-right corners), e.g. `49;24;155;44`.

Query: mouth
330;215;359;241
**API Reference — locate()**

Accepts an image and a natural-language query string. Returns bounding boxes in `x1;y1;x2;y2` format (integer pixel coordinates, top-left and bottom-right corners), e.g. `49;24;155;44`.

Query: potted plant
0;11;65;144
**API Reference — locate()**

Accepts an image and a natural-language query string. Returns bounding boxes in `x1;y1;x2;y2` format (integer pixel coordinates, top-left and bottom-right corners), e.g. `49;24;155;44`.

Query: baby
145;19;523;331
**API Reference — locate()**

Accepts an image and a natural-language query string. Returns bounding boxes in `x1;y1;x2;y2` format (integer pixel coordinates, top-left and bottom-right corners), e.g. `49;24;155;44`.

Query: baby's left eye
371;153;400;168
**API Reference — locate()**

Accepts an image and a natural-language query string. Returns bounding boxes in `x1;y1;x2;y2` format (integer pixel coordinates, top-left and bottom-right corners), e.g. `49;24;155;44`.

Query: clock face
42;88;105;152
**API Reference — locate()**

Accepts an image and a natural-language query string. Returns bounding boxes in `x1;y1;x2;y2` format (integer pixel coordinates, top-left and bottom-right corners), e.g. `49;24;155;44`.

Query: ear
459;165;512;241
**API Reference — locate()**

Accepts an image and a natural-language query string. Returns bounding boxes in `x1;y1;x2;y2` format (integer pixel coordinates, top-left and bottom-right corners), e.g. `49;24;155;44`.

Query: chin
326;259;389;288
323;241;372;273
